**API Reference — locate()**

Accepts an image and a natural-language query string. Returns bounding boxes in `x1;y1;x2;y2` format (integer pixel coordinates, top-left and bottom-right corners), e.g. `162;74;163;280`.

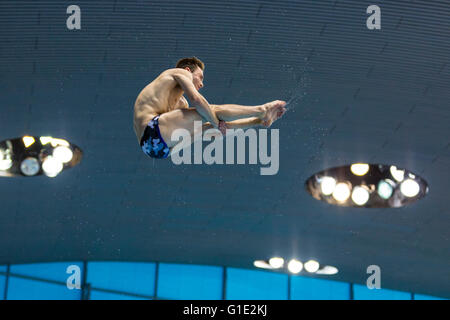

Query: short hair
175;57;205;72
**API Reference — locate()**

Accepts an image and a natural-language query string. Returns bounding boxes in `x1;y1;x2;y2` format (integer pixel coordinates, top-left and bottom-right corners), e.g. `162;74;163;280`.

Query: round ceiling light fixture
351;185;370;206
268;257;284;269
316;265;339;275
305;163;428;208
20;157;40;176
350;163;370;176
0;147;13;171
304;260;320;273
254;257;338;277
253;260;273;270
0;136;82;178
287;259;303;274
53;146;74;164
377;179;394;200
42;156;64;178
390;165;405;182
400;179;420;198
332;182;351;202
320;176;336;196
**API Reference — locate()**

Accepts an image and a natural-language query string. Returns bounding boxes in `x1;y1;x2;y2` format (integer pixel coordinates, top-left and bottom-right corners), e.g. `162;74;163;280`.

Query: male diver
133;57;287;159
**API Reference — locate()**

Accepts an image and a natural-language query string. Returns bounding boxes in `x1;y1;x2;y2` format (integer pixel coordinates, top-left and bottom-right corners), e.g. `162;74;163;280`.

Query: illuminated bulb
316;266;339;275
390;166;405;182
269;257;284;269
400;179;420;198
42;156;63;178
22;136;35;148
320;176;336;196
377;180;394;200
304;260;320;273
351;186;370;206
20;157;40;176
287;259;303;274
350;163;369;176
53;146;73;163
253;260;273;269
40;136;53;145
0;149;13;171
50;138;70;147
332;182;351;202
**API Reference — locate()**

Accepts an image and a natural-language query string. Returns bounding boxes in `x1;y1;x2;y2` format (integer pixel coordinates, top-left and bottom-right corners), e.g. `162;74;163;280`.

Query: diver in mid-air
133;57;286;159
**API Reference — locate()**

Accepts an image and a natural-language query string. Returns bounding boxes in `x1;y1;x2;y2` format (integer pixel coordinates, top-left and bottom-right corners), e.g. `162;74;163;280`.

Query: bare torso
133;68;188;143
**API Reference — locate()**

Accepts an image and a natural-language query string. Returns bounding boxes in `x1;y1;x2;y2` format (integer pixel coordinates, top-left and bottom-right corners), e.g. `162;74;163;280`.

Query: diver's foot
261;100;287;127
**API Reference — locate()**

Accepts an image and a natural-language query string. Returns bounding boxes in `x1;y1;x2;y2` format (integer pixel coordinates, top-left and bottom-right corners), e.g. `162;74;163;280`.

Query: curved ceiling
0;0;449;298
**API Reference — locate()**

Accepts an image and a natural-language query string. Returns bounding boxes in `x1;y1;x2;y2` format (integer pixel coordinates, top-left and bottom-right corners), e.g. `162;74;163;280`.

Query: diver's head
176;56;205;90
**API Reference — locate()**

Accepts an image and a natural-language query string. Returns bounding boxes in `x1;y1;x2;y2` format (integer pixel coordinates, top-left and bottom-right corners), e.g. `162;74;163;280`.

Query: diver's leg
210;117;263;130
168;117;265;157
209;104;264;121
211;100;286;126
157;108;207;148
158;100;286;150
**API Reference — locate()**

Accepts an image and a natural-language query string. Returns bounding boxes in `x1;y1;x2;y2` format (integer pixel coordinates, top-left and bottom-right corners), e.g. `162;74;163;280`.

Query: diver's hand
218;120;227;136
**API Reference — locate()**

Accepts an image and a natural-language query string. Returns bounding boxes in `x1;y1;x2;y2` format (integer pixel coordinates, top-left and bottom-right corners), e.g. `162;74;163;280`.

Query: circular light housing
306;164;428;208
269;257;284;269
0;159;13;171
253;260;273;269
390;166;405;182
0;149;13;171
351;186;370;206
400;179;420;198
320;176;336;196
350;163;369;176
50;138;70;147
287;259;303;274
316;265;339;275
53;146;73;163
20;157;40;176
304;260;320;273
22;136;35;148
377;180;394;199
332;182;351;202
40;136;53;145
42;156;63;178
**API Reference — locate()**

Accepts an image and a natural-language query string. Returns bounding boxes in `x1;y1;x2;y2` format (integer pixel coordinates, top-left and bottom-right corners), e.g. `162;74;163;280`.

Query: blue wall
0;262;446;300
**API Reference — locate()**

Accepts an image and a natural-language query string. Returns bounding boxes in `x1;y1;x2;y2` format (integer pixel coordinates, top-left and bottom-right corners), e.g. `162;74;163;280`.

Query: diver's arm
172;69;220;128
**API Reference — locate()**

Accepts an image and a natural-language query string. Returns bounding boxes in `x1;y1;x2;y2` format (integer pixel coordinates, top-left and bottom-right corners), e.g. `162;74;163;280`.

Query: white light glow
320;176;336;196
269;257;284;269
316;266;339;275
40;137;70;148
253;260;273;269
42;156;63;178
390;166;405;182
53;146;73;163
40;136;53;145
50;138;70;147
287;259;303;274
351;186;370;206
400;179;420;198
22;136;35;148
332;182;351;202
0;149;13;171
20;157;40;176
350;163;369;176
304;260;320;273
377;180;394;200
0;159;12;171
